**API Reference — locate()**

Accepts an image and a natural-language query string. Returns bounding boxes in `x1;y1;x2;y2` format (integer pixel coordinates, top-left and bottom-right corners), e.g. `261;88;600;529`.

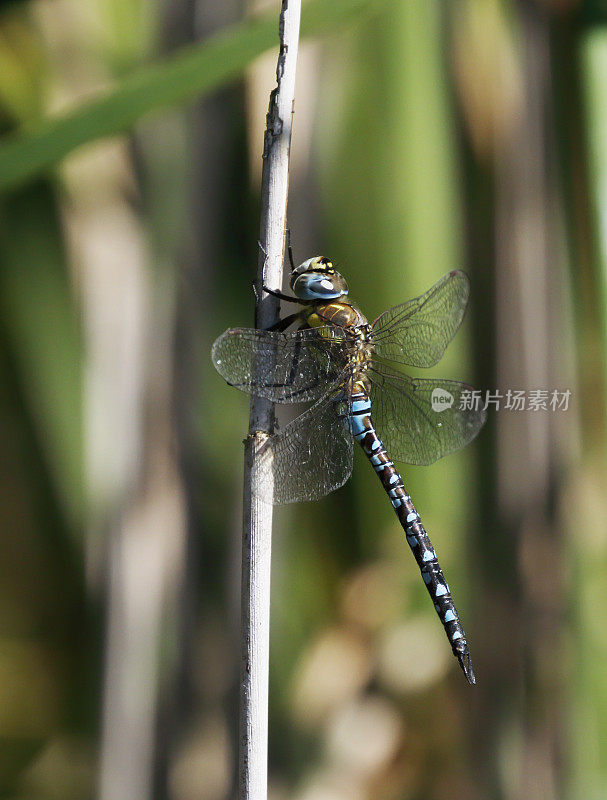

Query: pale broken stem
239;2;302;800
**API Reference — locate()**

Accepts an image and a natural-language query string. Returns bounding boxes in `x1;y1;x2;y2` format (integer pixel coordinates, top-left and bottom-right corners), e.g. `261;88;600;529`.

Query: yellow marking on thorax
306;312;324;329
307;301;363;331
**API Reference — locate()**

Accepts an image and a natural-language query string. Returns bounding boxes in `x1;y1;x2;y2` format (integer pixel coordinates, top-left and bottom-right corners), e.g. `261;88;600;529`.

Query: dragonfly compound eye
291;271;349;300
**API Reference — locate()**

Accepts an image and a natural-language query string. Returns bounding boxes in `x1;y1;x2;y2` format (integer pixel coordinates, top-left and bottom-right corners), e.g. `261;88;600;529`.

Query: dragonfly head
290;256;349;300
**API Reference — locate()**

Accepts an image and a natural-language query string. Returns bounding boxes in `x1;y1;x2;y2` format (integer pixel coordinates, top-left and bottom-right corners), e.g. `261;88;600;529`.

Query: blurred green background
0;0;606;798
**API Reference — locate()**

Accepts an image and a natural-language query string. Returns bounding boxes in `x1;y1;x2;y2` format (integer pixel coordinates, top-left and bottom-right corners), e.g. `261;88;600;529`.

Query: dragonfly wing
253;390;353;505
212;326;352;402
368;363;486;465
371;271;470;368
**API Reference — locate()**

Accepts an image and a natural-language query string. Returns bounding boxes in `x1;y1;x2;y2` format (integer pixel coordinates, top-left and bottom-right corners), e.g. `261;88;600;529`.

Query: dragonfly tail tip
458;651;476;685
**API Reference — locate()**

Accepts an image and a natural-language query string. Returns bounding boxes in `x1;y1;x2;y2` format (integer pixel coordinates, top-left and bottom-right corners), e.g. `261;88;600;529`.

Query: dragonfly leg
234;334;323;401
286;228;296;272
231;377;321;401
265;312;301;332
261;284;312;305
276;335;323;400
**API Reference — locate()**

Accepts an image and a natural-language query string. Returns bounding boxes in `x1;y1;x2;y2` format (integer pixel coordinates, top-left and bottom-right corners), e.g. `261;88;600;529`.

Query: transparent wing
212;326;352;403
371;270;470;368
368;363;486;466
253;390;353;505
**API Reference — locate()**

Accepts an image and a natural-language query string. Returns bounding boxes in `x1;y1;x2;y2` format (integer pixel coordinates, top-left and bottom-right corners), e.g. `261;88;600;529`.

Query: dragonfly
212;256;486;683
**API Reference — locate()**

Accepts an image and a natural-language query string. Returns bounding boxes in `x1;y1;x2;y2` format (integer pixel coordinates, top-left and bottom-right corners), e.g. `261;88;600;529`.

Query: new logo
431;388;454;412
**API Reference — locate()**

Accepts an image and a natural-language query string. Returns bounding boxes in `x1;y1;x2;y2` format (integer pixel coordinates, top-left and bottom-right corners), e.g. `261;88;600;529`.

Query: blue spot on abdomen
351;399;371;413
350;415;366;436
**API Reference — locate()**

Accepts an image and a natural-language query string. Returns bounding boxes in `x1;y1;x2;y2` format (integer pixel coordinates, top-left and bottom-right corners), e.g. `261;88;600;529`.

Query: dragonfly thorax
290;256;349;300
349;326;375;381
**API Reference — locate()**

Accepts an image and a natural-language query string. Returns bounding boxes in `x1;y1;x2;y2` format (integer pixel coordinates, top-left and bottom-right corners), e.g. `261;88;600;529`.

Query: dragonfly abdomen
349;389;476;685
